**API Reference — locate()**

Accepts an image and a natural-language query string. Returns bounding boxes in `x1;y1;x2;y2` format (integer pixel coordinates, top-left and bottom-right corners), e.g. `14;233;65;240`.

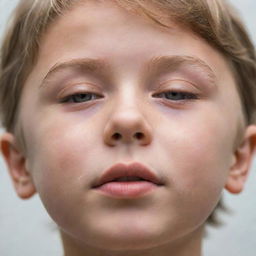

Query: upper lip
92;162;164;188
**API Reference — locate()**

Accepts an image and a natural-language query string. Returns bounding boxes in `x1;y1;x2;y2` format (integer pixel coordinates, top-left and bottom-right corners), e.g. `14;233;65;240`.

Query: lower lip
94;181;159;198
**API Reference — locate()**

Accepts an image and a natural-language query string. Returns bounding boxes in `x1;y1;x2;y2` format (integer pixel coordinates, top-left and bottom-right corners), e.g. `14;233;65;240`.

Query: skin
1;1;256;256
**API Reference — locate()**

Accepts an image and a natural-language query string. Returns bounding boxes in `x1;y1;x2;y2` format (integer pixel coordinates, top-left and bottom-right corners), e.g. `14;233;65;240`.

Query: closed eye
60;93;103;103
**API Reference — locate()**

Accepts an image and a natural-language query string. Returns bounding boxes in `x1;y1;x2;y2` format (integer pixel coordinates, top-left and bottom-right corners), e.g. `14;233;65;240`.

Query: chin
92;237;165;251
84;226;175;251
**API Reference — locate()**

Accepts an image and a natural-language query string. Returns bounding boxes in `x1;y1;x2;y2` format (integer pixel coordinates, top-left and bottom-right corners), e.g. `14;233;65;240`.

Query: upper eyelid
159;79;197;87
57;83;104;99
64;82;103;91
56;77;201;102
153;79;201;94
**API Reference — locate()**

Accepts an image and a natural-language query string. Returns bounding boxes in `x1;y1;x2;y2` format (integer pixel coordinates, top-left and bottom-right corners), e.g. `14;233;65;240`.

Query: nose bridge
115;86;141;115
103;84;152;146
110;86;146;133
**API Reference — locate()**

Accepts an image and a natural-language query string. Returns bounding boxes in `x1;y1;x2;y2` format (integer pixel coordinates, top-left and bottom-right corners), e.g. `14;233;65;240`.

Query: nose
103;104;153;146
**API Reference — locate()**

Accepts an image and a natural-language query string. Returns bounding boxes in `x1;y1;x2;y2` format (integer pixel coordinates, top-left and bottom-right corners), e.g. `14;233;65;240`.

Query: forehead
37;0;231;80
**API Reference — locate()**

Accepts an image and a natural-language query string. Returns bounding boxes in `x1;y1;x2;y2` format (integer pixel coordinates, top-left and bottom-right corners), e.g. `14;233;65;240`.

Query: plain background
0;0;256;255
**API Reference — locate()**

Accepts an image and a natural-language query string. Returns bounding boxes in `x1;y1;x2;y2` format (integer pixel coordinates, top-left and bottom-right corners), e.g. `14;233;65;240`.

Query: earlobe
0;132;36;199
225;125;256;194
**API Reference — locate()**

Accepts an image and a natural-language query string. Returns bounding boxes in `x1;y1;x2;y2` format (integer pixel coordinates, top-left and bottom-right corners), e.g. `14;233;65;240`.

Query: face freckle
17;0;246;252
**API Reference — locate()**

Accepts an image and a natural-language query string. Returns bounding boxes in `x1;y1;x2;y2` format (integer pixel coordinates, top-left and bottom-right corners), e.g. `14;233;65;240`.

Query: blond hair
0;0;255;226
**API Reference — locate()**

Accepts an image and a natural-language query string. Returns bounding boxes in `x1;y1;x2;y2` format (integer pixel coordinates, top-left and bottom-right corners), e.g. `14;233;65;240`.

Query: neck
61;226;204;256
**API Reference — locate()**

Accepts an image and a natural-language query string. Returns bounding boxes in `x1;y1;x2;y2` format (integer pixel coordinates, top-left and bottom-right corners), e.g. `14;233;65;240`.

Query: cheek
24;114;98;206
158;108;235;210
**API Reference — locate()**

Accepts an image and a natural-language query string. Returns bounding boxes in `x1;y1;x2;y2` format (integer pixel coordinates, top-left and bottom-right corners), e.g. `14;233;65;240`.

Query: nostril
112;133;122;140
134;132;144;140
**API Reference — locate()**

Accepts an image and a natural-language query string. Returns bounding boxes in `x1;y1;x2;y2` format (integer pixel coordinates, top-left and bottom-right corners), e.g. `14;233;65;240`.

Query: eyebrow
40;58;110;87
145;55;217;86
40;55;217;88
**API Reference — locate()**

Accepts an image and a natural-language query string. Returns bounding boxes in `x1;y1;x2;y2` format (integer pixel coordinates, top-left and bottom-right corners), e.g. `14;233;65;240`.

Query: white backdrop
0;0;256;255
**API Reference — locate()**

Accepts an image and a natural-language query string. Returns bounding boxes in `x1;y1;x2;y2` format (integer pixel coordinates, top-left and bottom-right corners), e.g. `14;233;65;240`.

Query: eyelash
152;91;198;101
60;91;198;104
60;93;103;103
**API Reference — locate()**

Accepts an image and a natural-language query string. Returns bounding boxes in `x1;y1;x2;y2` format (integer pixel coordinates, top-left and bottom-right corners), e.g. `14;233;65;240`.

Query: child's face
5;0;256;252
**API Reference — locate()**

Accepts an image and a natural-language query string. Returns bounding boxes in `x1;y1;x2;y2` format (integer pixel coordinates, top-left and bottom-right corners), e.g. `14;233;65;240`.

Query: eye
153;91;198;101
60;93;102;103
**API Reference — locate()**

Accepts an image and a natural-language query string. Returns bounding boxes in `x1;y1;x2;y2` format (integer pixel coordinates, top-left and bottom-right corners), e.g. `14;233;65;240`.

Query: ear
0;132;36;199
225;125;256;194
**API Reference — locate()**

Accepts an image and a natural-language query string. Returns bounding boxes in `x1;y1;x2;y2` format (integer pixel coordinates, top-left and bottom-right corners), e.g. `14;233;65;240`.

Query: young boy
0;0;256;255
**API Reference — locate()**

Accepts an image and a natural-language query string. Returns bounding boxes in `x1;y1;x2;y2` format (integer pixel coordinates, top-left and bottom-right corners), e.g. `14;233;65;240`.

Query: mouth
92;162;164;198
